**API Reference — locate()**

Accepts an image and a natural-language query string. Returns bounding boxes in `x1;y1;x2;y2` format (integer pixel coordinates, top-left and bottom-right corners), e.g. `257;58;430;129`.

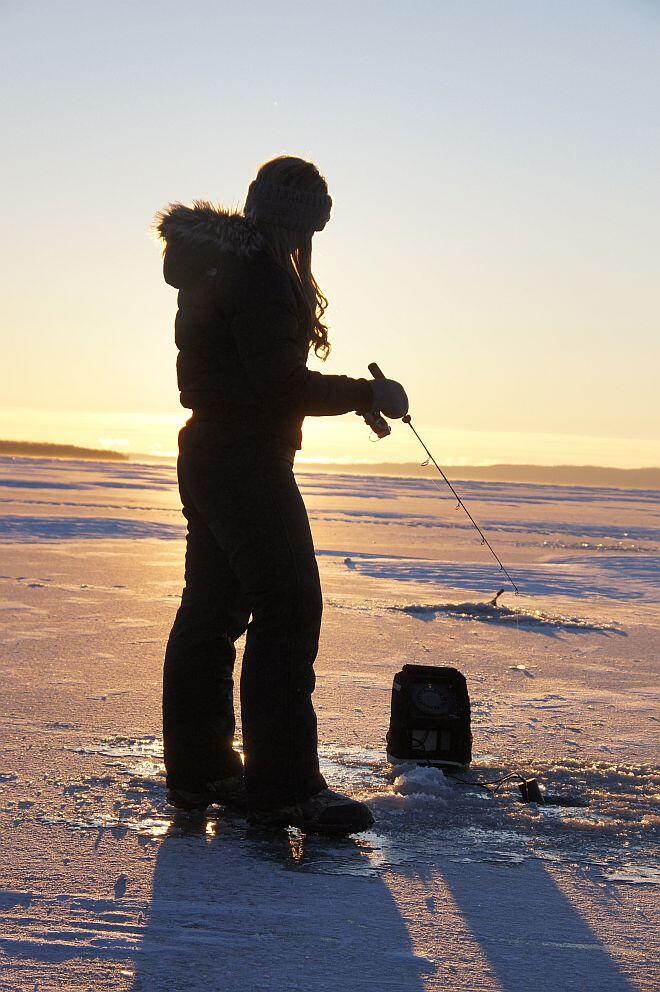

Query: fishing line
372;375;590;808
366;363;520;595
446;770;527;793
402;414;519;595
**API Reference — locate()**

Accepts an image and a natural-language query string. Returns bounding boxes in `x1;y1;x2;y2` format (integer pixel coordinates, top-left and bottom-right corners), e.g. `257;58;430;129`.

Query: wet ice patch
71;735;163;760
602;865;660;886
15;733;658;886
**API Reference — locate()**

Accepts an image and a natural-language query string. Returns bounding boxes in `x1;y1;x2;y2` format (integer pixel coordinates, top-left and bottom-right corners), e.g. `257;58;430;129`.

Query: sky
1;0;659;466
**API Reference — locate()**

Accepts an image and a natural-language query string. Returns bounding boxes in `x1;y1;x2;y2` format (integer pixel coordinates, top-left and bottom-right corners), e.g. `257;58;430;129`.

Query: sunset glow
2;1;659;468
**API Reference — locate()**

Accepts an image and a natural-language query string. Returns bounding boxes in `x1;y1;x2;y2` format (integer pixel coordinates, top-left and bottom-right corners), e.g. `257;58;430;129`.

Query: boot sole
167;790;247;813
248;812;374;836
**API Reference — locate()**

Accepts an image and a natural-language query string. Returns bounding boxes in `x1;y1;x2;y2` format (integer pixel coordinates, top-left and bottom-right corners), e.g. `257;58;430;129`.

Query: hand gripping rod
367;362;519;595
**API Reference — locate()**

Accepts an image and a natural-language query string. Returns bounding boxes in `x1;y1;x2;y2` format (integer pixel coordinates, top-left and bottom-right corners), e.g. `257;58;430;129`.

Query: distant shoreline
1;442;658;488
296;462;660;489
0;440;128;462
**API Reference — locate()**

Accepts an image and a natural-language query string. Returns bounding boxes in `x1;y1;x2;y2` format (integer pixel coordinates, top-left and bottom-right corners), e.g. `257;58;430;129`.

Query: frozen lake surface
0;455;658;990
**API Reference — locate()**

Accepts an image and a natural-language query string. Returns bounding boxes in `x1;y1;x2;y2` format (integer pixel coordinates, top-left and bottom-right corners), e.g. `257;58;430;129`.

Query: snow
0;454;658;990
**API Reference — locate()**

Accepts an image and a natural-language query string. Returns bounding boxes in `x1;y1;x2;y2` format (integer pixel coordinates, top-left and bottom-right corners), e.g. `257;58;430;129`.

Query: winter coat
156;203;373;450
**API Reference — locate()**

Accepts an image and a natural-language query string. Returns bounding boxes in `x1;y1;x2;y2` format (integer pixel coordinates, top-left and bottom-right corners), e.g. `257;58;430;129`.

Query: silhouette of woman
156;155;408;833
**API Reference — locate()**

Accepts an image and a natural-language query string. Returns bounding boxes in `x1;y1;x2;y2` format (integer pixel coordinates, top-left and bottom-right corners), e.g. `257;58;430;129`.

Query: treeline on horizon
304;462;660;489
0;440;128;461
1;440;658;488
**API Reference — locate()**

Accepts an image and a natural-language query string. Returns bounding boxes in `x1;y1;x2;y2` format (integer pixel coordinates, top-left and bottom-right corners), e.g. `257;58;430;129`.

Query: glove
370;378;409;419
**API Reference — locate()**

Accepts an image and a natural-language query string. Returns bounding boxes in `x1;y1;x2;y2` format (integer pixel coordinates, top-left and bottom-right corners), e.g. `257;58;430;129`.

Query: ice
389;763;455;800
0;455;657;990
603;866;660;886
0;515;183;541
388;598;624;633
325;551;659;602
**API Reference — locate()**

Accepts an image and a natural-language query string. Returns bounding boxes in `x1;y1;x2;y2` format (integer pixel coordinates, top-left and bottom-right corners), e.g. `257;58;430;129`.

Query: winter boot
247;788;374;836
166;772;246;812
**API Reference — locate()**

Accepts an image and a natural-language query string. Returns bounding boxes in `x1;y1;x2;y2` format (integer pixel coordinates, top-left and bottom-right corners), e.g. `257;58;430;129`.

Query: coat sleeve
229;264;373;417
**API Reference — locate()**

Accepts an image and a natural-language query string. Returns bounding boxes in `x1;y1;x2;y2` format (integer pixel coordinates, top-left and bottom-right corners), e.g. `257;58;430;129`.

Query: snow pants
163;418;327;808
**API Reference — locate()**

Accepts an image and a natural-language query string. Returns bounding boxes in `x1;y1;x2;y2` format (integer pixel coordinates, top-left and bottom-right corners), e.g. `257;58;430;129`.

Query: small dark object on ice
489;588;505;607
518;778;587;807
248;788;374;836
518;778;544;803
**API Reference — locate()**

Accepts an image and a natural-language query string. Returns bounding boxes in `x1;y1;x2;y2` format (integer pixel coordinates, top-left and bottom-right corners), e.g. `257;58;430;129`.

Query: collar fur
155;202;265;257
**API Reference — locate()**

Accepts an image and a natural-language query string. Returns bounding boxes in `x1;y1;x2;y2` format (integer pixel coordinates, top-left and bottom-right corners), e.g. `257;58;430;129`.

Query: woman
156;155;408;835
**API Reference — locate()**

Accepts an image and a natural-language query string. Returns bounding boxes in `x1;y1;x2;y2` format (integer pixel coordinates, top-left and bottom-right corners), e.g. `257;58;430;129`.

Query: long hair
246;155;331;360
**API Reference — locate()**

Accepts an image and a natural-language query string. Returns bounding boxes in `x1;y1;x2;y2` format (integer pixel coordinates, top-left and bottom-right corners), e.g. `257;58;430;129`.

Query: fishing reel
361;363;392;439
362;409;391;439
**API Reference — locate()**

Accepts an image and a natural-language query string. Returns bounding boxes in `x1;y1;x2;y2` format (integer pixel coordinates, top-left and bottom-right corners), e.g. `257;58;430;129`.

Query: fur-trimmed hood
155;202;266;289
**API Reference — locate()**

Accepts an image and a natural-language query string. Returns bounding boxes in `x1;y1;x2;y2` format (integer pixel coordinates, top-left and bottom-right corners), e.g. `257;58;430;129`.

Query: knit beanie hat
244;178;332;232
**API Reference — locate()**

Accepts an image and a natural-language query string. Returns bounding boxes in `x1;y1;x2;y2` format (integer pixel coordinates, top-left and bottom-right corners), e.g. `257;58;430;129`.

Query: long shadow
429;857;636;991
128;817;429;992
127;815;639;992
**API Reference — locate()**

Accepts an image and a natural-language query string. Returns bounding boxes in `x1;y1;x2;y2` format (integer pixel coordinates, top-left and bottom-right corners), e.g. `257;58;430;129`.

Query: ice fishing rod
365;363;520;595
